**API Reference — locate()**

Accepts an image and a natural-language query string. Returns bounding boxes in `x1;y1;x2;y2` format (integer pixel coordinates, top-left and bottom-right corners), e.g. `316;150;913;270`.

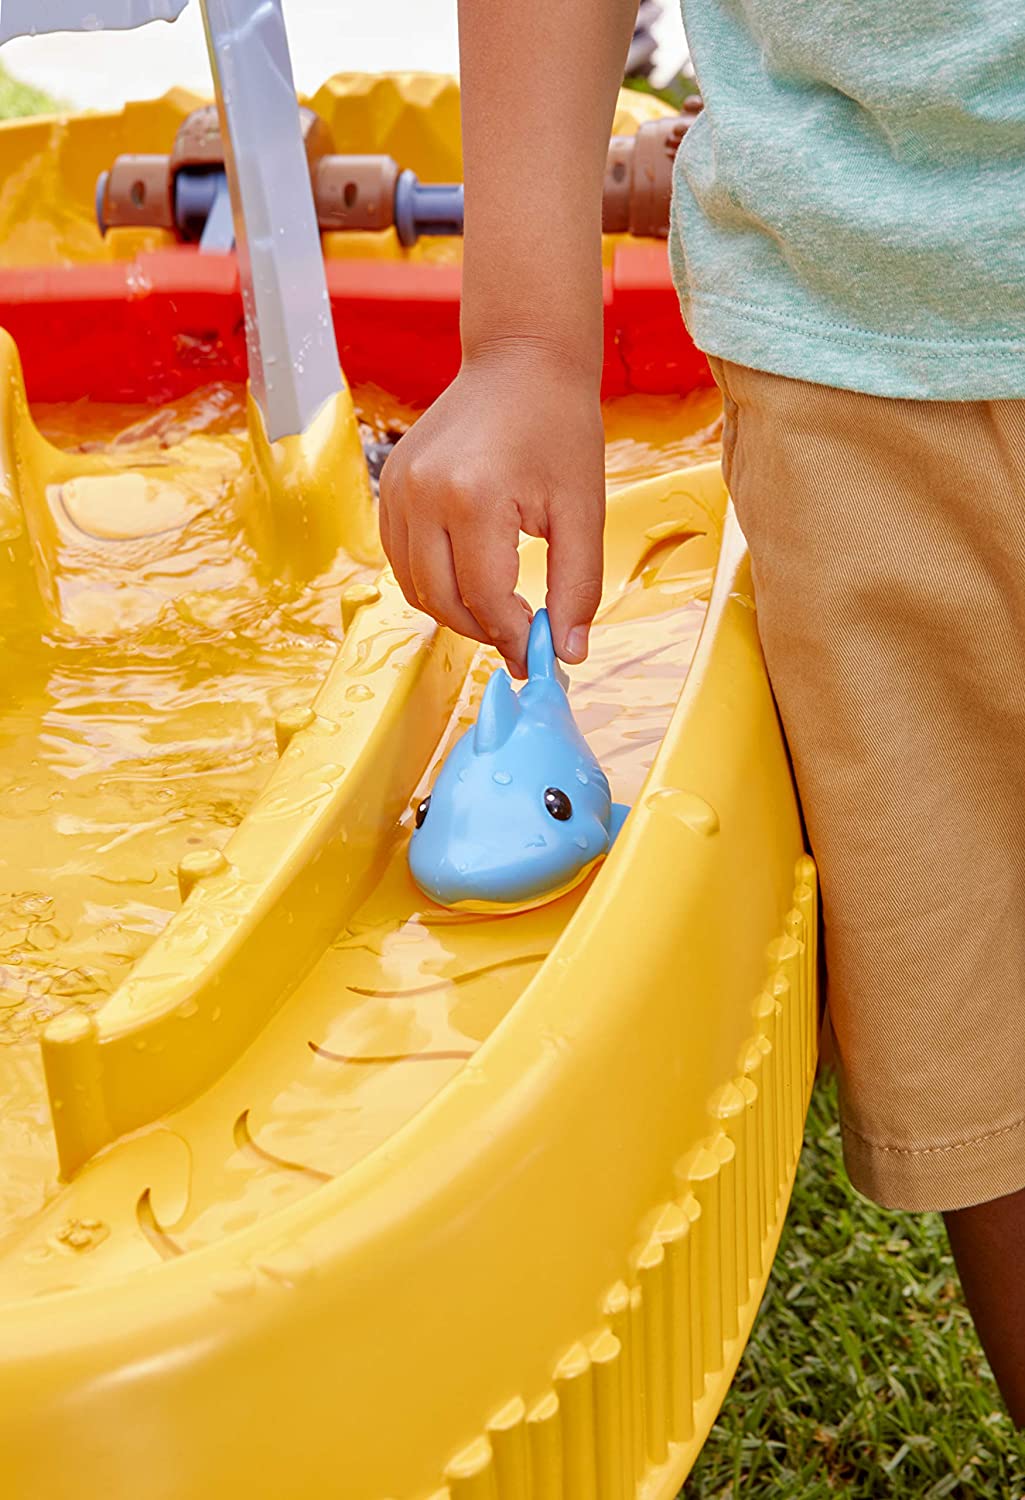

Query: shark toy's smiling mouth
407;611;630;914
410;828;610;913
417;855;608;915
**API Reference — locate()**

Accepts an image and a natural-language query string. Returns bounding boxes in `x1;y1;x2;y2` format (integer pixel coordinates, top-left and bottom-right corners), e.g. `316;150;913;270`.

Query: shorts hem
841;1115;1025;1213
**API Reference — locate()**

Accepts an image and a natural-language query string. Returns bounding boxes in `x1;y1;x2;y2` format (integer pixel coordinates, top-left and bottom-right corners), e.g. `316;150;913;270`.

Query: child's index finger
448;517;531;675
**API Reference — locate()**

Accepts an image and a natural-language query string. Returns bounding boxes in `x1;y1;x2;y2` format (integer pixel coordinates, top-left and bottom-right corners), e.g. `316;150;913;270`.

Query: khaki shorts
710;356;1025;1213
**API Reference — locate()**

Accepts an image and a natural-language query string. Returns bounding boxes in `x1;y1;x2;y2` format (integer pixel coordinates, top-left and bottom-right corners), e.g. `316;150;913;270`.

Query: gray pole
1;0;345;447
199;0;343;442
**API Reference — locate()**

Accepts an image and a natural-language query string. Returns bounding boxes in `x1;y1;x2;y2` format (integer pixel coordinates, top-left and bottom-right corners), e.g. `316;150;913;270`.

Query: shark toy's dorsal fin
527;609;569;689
527;609;557;681
474;668;520;754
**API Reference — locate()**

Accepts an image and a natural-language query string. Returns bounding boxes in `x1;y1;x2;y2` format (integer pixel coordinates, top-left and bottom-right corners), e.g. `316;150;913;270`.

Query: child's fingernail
565;626;588;661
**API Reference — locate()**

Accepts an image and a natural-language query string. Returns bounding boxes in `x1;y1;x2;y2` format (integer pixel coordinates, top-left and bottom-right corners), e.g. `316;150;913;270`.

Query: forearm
457;0;638;376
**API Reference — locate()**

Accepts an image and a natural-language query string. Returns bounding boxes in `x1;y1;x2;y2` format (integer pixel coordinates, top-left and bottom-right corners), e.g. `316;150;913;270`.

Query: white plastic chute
0;0;188;43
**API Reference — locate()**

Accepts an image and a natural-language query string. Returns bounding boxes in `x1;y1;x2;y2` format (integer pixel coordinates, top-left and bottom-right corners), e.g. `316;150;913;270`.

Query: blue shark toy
409;610;630;912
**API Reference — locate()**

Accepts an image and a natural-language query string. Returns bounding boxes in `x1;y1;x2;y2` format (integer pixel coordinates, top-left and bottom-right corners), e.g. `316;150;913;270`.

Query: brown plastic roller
99;101;701;241
628;115;689;238
170;103;333;174
168;104;223;172
603;134;635;235
602;114;694;240
100;154;175;231
314;155;400;232
101;105;335;232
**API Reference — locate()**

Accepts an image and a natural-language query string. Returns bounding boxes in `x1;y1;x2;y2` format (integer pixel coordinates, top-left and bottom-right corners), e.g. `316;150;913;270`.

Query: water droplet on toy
492;771;511;785
457;768;468;782
346;684;373;703
575;835;588;850
575;769;589;785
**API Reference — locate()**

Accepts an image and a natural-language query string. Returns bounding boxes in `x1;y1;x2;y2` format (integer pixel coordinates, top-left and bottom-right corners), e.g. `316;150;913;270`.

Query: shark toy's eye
414;795;431;829
544;787;572;822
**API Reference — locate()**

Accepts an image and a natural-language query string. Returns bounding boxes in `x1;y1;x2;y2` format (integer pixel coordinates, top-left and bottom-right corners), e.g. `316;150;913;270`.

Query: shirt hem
680;288;1025;402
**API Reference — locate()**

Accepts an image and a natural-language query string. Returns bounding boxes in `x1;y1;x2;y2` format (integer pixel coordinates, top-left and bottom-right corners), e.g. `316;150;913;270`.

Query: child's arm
379;0;638;677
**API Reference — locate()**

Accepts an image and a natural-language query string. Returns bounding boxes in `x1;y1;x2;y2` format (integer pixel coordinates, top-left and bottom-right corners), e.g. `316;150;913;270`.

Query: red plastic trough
0;243;710;408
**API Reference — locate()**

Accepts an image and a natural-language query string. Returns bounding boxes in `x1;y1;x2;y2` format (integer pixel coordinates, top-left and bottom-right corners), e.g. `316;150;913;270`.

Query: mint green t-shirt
670;1;1025;398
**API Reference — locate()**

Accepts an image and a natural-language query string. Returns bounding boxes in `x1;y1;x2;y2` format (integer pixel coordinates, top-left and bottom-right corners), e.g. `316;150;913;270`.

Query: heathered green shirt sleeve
670;0;1025;399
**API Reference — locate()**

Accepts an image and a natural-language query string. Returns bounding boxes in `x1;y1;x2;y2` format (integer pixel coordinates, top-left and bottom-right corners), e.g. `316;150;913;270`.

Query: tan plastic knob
601;113;696;240
170;103;333;173
100;154;175;231
314;155;401;232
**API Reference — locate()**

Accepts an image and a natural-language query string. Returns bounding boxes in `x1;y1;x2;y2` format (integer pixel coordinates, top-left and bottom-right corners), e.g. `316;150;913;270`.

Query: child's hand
379;343;605;679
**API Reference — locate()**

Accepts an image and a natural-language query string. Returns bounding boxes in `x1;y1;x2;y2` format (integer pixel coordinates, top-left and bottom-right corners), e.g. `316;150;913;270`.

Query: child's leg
945;1189;1025;1426
709;356;1025;1414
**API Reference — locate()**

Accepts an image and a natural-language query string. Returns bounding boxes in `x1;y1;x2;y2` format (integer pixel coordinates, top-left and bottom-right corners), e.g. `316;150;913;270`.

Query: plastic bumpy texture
409;610;630;912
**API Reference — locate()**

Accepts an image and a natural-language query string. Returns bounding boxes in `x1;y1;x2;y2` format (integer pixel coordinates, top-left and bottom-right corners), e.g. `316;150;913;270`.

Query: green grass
0;63;61;120
622;72;700;113
684;1076;1025;1497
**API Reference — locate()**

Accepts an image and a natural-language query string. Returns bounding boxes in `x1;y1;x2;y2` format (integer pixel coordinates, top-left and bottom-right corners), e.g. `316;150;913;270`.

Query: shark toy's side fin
609;803;630;844
527;608;570;690
474;669;520;754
